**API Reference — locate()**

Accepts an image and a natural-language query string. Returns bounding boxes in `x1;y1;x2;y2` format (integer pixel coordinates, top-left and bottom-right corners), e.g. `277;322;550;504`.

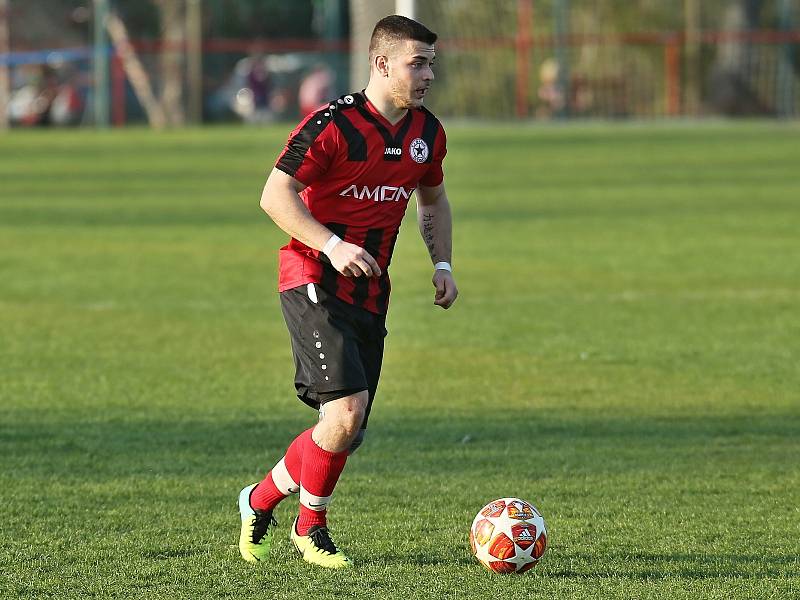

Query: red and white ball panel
470;497;547;573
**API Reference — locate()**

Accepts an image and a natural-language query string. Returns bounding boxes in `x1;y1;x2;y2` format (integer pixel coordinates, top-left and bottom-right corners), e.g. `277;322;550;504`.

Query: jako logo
339;184;414;202
384;147;402;155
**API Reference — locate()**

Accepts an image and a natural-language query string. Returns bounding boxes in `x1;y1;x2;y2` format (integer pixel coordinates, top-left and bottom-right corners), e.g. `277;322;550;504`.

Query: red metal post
111;51;126;126
515;0;533;119
664;35;681;116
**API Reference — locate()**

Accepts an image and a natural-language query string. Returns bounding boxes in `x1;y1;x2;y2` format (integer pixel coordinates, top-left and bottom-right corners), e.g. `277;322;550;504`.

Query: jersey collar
357;90;411;131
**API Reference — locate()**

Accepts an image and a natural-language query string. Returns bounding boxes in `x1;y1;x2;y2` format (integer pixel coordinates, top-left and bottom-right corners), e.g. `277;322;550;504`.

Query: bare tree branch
105;11;168;129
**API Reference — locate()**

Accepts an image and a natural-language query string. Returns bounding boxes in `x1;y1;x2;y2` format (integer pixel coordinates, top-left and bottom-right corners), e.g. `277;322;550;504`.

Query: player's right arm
260;168;381;278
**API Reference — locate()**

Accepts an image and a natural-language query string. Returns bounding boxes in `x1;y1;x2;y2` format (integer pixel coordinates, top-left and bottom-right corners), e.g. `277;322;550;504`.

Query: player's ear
375;55;390;78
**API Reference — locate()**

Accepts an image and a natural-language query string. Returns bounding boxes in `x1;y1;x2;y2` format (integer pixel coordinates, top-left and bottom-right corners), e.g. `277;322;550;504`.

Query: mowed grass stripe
1;123;798;599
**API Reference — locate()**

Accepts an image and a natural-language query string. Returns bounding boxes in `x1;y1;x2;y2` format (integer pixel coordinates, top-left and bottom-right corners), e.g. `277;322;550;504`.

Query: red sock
250;428;312;511
296;432;348;535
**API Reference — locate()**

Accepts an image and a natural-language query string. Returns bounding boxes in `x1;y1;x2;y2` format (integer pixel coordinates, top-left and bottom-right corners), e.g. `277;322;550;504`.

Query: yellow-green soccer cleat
238;484;278;563
290;517;352;569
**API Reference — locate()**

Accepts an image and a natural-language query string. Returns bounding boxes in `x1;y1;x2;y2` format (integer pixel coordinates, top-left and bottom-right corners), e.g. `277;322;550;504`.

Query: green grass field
1;122;799;599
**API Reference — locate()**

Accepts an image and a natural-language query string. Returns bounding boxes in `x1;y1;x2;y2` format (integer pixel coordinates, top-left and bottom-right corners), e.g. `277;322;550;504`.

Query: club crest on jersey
339;184;414;202
409;138;429;163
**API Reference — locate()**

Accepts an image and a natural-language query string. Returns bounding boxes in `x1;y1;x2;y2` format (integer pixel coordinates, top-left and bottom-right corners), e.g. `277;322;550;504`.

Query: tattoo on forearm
422;213;436;259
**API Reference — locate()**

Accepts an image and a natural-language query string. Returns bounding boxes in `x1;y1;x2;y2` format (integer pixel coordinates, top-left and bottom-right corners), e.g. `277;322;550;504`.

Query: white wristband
434;261;452;272
322;234;342;257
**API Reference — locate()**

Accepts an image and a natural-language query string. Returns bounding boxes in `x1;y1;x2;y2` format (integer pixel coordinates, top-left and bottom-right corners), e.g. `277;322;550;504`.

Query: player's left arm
416;182;458;310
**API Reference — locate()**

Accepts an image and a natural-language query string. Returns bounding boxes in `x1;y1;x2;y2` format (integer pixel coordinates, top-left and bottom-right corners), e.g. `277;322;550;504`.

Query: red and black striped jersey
273;91;447;314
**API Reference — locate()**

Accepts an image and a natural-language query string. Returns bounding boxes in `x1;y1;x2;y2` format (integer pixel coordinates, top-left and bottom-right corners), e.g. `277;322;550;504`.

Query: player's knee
348;429;366;455
346;390;368;418
341;406;365;439
329;390;367;438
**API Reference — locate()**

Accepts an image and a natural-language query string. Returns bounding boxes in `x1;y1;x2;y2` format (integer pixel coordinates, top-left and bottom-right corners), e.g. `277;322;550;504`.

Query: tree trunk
155;0;185;126
684;0;701;115
349;0;394;91
185;0;202;124
106;12;168;129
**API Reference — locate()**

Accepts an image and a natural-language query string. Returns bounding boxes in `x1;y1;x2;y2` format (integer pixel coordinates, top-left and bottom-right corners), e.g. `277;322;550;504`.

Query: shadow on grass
372;551;475;568
141;548;206;560
547;550;797;580
601;551;799;567
364;549;797;579
3;411;798;583
1;411;797;481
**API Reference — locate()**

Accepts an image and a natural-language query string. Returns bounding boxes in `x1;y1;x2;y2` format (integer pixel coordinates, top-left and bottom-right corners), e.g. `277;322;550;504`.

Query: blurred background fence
1;0;798;128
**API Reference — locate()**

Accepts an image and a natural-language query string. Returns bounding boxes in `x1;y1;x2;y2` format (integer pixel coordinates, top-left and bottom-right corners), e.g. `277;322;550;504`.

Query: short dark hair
369;15;437;60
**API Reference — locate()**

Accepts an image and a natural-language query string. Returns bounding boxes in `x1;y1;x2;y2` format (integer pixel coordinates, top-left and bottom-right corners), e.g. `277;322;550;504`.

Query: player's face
388;40;435;110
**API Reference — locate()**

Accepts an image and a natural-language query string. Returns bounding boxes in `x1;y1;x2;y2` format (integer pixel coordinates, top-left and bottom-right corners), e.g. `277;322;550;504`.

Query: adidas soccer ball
469;497;547;573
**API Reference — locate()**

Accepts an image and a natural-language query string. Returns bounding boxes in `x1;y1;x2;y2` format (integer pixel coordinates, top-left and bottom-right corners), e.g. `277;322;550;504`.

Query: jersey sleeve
275;108;337;186
418;123;447;187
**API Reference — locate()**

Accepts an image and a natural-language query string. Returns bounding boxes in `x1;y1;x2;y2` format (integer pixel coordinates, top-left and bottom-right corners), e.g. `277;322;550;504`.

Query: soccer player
238;15;458;569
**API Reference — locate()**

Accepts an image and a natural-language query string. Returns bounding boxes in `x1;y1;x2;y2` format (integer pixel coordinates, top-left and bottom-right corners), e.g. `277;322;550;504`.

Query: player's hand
328;241;382;278
432;269;458;309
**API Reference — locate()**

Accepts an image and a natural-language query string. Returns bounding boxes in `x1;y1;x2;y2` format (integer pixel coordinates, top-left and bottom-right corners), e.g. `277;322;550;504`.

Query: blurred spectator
50;66;86;126
246;54;273;116
536;58;601;118
211;53;313;123
298;64;333;117
8;64;86;127
9;65;58;126
227;54;275;123
536;58;565;119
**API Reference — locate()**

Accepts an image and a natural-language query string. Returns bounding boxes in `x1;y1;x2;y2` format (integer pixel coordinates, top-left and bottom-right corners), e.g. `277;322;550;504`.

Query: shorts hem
298;387;369;409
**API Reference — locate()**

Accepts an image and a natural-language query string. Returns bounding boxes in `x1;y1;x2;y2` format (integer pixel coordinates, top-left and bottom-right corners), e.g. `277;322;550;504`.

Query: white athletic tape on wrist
300;486;333;511
434;261;452;272
322;234;342;257
271;457;299;495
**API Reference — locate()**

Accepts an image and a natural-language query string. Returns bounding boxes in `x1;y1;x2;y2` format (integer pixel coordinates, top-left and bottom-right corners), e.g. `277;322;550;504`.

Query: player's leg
238;429;308;562
240;284;367;566
247;377;367;522
313;391;368;452
290;307;385;568
238;287;318;563
298;390;368;528
290;390;367;568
